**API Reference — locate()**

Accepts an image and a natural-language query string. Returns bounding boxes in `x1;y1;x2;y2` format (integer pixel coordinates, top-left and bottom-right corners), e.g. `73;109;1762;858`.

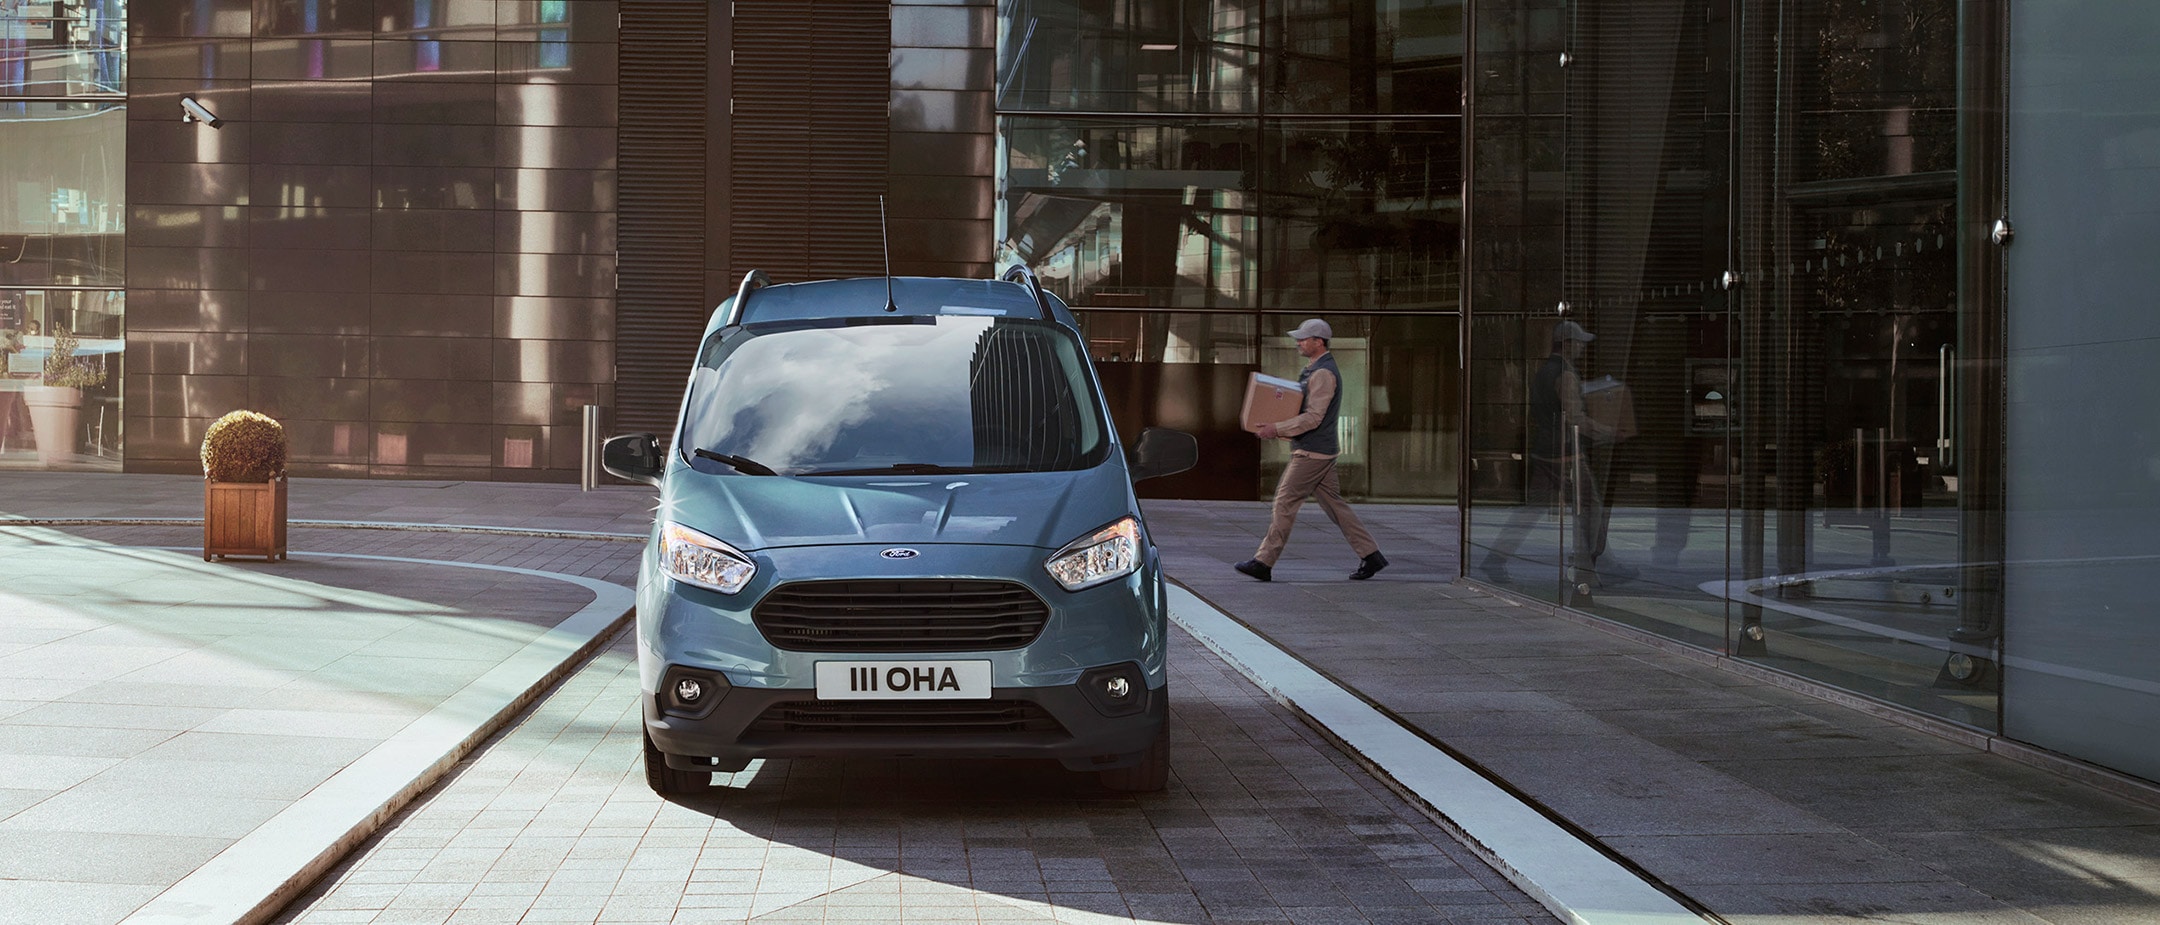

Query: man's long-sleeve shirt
1272;362;1339;460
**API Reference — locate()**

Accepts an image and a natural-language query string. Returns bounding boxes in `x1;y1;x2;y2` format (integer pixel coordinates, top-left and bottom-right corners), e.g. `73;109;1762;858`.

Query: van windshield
679;316;1111;476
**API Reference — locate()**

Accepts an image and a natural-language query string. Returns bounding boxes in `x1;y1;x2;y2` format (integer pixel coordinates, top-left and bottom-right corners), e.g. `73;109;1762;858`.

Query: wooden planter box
204;477;288;561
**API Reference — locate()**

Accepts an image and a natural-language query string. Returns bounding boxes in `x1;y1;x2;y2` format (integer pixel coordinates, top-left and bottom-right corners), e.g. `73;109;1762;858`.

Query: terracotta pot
22;385;81;468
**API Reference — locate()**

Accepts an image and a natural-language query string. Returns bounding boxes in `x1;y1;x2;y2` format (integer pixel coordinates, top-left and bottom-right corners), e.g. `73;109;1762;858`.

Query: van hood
660;464;1137;552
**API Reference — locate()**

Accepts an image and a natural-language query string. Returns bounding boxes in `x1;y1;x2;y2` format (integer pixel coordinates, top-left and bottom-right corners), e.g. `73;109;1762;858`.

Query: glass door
1465;0;2003;730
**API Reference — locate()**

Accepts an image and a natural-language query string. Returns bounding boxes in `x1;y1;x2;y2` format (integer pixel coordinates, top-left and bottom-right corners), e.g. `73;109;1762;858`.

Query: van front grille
752;579;1050;652
746;700;1066;737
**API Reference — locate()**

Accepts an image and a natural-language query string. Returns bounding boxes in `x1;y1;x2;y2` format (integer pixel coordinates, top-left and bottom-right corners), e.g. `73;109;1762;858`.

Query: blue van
603;268;1197;794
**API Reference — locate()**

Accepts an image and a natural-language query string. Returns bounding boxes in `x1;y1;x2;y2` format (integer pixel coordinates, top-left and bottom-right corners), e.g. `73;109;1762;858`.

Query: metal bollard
580;404;600;490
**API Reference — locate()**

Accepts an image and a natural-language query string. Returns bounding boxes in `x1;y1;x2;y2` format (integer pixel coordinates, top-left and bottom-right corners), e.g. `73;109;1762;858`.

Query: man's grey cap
1551;319;1595;343
1288;318;1333;340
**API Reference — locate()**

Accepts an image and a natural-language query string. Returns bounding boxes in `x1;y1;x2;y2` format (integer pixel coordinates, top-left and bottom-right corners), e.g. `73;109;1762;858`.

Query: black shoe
1234;559;1272;582
1349;551;1389;580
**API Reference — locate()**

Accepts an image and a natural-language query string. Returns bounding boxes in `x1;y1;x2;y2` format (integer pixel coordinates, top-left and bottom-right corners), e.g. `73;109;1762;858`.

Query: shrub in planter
22;329;110;467
203;410;288;482
201;410;289;561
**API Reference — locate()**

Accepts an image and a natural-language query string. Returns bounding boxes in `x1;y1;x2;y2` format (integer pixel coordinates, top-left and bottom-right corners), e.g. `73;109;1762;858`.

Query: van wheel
643;729;711;795
1097;724;1170;792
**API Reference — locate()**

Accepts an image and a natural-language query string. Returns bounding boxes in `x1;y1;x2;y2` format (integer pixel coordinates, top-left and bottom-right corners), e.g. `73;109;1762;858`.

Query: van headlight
660;522;757;594
1045;517;1141;591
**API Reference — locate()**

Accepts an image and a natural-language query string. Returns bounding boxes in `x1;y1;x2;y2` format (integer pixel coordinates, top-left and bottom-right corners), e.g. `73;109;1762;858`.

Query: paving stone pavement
0;517;640;925
1148;498;2160;925
274;629;1560;925
2;474;1566;924
15;473;2160;924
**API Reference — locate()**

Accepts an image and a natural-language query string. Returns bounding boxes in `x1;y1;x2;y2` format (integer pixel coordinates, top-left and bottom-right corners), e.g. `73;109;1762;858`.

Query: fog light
659;665;729;718
1744;624;1765;642
1078;663;1148;718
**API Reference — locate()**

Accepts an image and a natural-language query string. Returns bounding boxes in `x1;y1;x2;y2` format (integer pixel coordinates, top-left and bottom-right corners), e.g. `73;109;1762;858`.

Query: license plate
814;660;991;700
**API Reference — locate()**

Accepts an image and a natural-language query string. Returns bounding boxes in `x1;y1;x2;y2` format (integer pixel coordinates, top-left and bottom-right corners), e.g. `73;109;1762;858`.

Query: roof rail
722;269;770;327
1000;264;1056;320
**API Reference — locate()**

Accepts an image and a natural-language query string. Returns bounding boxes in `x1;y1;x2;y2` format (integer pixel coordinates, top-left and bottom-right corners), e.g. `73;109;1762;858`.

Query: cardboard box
1241;372;1304;432
1581;375;1637;442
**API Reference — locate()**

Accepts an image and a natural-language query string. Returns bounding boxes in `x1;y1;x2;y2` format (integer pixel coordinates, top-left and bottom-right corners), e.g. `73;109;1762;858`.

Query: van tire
1098;723;1170;792
643;729;711;795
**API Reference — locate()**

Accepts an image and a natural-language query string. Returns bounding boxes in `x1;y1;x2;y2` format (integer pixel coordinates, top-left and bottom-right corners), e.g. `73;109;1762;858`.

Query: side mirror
602;432;664;486
1128;427;1197;483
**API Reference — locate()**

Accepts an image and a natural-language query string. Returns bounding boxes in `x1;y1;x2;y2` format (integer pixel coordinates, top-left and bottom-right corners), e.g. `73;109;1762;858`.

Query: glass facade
1465;0;2028;741
0;0;2148;788
1;0;126;469
998;0;1464;500
120;0;620;480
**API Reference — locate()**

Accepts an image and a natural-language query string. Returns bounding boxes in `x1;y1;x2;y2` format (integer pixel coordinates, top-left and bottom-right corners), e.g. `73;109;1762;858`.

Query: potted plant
201;409;289;561
23;329;108;467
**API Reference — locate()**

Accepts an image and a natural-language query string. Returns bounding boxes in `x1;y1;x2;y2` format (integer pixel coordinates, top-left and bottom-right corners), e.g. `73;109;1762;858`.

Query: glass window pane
1791;0;1956;183
1468;0;1999;731
1003;117;1257;309
998;0;1260;113
0;101;124;288
1;0;127;96
1266;0;1461;114
1081;310;1268;499
1249;312;1455;501
1;287;124;470
1260;119;1459;310
1727;0;1990;728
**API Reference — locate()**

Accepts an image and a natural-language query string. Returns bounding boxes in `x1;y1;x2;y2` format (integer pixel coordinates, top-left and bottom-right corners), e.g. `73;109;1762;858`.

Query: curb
1165;582;1711;925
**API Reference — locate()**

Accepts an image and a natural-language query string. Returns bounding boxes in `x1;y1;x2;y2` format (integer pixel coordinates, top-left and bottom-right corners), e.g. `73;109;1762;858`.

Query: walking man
1235;319;1388;582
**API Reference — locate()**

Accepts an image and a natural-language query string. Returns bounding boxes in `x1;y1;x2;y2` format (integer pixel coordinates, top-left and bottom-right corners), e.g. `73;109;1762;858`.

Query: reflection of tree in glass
1810;0;1957;181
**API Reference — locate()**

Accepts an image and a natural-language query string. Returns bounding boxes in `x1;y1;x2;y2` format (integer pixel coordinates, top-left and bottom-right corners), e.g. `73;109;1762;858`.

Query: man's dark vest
1529;353;1568;459
1291;353;1343;456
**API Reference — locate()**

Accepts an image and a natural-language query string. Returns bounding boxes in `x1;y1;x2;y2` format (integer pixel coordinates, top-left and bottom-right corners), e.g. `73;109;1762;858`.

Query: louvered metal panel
731;4;815;278
807;1;892;277
732;0;892;283
616;0;711;436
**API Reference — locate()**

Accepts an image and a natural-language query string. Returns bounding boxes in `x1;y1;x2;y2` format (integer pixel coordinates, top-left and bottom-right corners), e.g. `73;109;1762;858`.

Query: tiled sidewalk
0;515;638;925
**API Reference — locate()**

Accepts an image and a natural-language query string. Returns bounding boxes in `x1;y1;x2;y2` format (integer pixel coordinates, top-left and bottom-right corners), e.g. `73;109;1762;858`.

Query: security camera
179;96;223;128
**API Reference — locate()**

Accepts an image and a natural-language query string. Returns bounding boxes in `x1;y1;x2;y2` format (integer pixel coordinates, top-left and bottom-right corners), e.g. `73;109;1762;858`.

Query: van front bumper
644;663;1165;773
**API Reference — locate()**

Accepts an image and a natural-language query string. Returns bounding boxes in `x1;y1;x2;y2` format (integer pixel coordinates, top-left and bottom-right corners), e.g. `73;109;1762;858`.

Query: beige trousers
1254;452;1379;567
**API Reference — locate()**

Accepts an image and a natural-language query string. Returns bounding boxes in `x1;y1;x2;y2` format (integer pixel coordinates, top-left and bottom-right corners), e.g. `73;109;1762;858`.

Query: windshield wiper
806;463;977;476
693;448;777;476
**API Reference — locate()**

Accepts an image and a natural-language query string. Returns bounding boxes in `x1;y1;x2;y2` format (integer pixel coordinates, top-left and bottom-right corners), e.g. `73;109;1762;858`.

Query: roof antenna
881;196;898;313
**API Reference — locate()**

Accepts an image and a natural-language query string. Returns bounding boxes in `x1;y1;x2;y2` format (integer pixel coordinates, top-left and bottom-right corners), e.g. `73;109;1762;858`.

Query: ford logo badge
880;548;920;560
